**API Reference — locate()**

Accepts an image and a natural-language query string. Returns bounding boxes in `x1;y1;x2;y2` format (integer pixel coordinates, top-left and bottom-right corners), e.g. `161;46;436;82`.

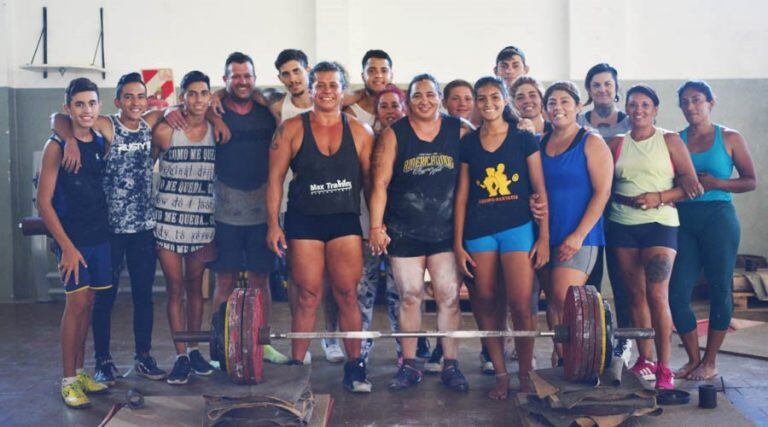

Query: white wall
2;0;767;89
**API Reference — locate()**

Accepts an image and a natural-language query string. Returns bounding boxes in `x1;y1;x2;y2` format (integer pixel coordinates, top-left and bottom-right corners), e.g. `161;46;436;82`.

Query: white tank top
349;102;376;127
280;94;313;122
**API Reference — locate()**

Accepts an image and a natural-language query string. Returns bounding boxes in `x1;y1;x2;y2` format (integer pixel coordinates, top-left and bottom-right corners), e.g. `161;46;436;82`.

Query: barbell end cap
553;324;570;343
258;326;271;345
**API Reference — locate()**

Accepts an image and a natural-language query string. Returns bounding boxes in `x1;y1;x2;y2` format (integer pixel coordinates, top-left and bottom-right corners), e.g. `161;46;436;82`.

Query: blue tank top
679;124;733;203
541;128;604;246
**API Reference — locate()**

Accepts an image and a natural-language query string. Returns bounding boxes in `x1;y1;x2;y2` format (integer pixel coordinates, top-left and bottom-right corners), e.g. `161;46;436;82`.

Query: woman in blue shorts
454;76;549;399
538;81;613;367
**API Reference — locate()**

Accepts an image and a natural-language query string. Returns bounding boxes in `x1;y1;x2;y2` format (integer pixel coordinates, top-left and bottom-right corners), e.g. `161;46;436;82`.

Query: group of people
37;45;756;409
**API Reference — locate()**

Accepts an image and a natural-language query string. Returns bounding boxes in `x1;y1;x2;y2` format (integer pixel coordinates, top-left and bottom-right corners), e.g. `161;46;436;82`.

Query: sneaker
135;354;167;380
395;350;404;368
441;360;469;392
166;355;192;385
61;382;90;409
76;371;109;394
303;351;312;365
424;343;444;374
630;357;657;381
343;358;372;393
188;349;213;376
614;338;633;367
322;339;346;364
480;347;495;375
389;363;423;390
263;345;289;364
655;363;675;390
93;357;118;386
416;337;432;359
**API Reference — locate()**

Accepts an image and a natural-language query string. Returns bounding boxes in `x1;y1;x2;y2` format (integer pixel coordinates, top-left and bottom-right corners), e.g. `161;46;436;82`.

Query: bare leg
288;239;326;361
676;330;701;378
326;235;364;359
546;267;588;361
75;290;95;370
213;272;236;311
426;252;462;360
689;328;725;380
62;289;94;377
614;248;654;361
390;256;427;359
183;258;207;338
641;247;676;367
500;251;535;393
158;249;187;355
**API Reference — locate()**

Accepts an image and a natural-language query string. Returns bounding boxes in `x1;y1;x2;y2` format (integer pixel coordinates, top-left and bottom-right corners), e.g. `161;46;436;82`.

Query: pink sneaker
655;363;675;390
630;357;657;381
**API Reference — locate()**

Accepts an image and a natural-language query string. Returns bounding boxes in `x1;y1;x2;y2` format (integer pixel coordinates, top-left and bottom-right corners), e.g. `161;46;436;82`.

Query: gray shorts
547;245;599;275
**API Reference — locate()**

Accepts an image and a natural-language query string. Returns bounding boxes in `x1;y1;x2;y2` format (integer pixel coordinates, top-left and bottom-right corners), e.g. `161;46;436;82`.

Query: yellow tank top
610;128;679;226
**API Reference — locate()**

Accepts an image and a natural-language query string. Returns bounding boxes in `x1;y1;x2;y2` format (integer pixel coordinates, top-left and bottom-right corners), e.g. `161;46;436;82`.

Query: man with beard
344;49;393;131
209;52;287;364
266;61;374;392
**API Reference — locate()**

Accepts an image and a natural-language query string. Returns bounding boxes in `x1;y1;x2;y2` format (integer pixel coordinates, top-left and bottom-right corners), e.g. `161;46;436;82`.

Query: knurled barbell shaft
173;327;654;343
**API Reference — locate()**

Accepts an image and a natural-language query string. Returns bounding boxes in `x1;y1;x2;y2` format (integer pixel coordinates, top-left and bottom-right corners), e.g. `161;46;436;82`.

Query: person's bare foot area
675;360;700;379
688;362;718;381
519;373;534;394
488;374;509;400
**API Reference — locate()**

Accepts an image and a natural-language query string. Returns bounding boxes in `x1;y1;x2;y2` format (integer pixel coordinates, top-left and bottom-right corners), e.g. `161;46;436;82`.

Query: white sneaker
303;351;312;365
616;339;632;367
322;339;346;364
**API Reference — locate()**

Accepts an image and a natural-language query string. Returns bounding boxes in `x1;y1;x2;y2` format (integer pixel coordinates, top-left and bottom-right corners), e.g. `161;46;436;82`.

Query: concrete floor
1;294;767;426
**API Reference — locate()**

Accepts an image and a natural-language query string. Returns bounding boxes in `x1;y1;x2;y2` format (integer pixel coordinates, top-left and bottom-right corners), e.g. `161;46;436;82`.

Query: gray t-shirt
577;110;631;140
213;179;267;225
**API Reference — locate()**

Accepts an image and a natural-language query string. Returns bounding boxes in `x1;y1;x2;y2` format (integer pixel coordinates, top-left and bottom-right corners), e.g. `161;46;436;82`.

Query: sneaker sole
137;371;167;381
166;377;190;385
193;369;214;376
62;399;91;409
345;381;373;393
326;356;346;364
84;386;111;395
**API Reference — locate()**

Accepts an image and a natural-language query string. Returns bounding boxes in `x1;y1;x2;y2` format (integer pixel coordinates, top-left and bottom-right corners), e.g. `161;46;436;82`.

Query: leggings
669;201;740;333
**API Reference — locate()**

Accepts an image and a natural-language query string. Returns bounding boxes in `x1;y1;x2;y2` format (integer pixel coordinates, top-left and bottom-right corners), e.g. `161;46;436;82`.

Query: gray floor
1;295;767;426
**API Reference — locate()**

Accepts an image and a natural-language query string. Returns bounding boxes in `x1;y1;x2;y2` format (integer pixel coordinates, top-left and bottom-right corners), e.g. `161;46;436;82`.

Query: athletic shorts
387;231;453;258
285;209;362;242
606;221;678;250
465;221;534;254
209;222;273;273
53;241;112;294
546;245;599;275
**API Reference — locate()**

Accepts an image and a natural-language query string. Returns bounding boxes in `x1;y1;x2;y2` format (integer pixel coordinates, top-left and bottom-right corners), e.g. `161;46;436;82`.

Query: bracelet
658;191;665;207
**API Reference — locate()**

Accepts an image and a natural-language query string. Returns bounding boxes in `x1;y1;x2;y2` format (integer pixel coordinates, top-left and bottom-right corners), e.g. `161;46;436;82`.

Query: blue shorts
53;241;112;294
465;221;534;254
209;222;274;273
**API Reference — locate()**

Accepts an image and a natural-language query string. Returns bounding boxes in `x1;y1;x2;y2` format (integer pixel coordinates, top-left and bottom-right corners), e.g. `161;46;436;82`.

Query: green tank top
610;128;679;226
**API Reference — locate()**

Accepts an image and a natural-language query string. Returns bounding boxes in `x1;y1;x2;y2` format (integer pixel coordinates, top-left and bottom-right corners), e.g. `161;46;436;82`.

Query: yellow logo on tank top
476;163;519;203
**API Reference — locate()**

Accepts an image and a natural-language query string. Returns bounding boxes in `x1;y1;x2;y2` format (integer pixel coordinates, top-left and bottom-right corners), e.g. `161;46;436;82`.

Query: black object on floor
699;384;718;408
657;389;691;406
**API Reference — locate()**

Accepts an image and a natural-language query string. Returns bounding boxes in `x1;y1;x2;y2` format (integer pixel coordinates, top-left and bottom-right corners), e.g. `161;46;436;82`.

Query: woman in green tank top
605;85;702;390
670;80;757;381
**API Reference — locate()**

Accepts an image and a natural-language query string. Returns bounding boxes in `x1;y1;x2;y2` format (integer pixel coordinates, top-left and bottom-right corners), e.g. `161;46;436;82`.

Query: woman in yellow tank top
605;85;702;391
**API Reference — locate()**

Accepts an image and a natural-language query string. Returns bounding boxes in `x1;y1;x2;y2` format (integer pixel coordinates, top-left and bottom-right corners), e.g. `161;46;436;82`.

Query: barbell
173;285;654;385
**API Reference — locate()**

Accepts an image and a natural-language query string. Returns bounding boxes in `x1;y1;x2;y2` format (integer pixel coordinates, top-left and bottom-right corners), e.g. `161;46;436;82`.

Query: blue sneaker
166;356;192;385
188;349;213;376
343;358;372;393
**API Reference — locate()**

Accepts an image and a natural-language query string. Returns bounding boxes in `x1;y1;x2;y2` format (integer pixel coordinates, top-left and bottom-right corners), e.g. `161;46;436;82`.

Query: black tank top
287;112;361;215
216;101;276;190
385;114;461;241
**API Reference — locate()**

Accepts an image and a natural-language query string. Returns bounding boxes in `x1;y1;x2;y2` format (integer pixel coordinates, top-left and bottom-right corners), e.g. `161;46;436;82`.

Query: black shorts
387;231;453;258
209;222;274;273
606;221;678;250
285;209;362;242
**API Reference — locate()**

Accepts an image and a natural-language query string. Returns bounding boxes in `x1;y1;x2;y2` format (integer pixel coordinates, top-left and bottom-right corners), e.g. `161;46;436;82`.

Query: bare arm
51;113;112;172
557;134;613;262
369;127;398;255
350;121;375;203
342;88;365;108
37;140;87;284
699;128;757;193
454;163;476;277
526;151;550;269
266;120;299;257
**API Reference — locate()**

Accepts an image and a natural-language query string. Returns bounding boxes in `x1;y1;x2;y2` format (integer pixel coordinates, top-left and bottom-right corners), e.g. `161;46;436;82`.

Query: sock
62;377;77;387
76;368;84;375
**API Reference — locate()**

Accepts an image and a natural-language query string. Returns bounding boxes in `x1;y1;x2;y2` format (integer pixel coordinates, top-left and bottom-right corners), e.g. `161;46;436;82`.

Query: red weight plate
251;289;265;383
241;287;254;385
562;287;574;379
581;285;597;382
564;286;585;381
227;288;245;384
575;286;589;381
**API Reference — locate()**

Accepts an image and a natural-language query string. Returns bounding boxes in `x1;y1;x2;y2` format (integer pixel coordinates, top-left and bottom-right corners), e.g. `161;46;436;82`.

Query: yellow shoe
77;371;110;394
61;383;91;409
263;344;289;364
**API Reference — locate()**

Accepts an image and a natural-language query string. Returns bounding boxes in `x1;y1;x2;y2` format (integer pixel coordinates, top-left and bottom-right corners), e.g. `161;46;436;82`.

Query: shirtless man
344;49;394;131
266;61;375;393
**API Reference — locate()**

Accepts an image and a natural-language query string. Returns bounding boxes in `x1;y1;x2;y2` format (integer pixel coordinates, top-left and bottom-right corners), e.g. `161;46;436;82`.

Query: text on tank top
460;125;539;240
679;124;733;203
51;131;109;246
154;124;216;253
287;112;362;216
104;115;155;233
540;128;604;246
386;114;461;241
610;128;679;226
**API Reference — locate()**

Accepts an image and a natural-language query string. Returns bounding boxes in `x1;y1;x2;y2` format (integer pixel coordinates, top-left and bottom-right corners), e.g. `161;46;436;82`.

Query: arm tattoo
270;124;285;150
646;253;672;284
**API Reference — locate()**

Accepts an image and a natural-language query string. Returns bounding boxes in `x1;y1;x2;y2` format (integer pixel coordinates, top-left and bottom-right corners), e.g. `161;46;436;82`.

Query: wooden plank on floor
308;394;334;427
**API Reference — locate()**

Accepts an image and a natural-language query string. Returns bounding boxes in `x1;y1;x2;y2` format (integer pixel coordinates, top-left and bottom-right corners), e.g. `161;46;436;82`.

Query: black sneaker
441;360;469;392
93;357;118;386
480;346;495;375
166;356;192;385
416;337;432;359
425;341;444;374
135;354;167;380
343;358;372;393
389;363;423;390
188;349;213;376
